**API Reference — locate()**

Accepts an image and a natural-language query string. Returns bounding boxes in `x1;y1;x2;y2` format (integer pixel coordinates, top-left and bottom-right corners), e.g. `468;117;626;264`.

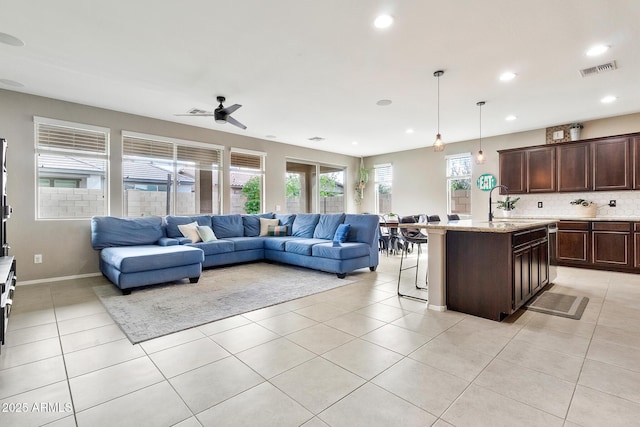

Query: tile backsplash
512;191;640;218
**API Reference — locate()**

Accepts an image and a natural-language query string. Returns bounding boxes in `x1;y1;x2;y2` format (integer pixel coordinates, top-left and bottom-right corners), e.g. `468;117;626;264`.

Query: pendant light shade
433;70;445;152
475;101;486;164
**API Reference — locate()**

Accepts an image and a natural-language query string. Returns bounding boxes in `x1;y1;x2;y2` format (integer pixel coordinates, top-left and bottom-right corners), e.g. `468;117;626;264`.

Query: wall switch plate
609;200;616;207
537;202;543;208
276;205;281;211
552;130;564;140
34;254;42;264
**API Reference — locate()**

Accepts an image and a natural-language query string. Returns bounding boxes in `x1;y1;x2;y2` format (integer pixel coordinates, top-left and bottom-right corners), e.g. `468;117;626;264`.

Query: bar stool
397;215;428;301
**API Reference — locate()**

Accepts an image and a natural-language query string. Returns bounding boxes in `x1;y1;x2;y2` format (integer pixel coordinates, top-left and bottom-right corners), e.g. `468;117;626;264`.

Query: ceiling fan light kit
433;70;445;152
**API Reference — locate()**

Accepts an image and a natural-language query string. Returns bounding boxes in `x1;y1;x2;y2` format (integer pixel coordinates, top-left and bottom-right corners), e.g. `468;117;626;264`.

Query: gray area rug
525;291;589;320
93;263;357;344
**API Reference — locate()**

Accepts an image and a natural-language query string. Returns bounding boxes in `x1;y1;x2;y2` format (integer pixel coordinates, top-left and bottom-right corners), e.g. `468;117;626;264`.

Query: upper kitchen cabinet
527;146;556;192
557;142;591;192
633;137;640;189
499;150;526;194
592;137;631;191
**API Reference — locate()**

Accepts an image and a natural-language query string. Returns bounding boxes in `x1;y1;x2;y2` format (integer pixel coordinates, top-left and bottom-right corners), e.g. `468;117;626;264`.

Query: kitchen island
424;219;556;321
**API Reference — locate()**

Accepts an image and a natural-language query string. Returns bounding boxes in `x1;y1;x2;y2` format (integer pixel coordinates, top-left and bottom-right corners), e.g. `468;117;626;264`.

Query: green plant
496;196;520;210
570;198;592;207
450;179;471;191
285;174;301;199
241;176;261;214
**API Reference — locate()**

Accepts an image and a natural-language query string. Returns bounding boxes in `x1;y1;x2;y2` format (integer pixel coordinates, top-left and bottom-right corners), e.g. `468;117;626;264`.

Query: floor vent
580;61;617;77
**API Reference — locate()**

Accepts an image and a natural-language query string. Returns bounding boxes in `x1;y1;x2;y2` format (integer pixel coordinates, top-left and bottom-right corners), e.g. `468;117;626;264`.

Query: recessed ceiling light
0;32;25;47
376;99;392;106
505;115;517;121
499;72;517;81
374;15;393;29
0;78;24;87
586;44;609;57
352;141;358;145
405;128;414;134
601;95;617;104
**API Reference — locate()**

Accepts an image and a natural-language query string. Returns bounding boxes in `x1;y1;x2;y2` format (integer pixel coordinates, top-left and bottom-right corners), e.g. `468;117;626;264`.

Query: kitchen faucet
488;185;509;222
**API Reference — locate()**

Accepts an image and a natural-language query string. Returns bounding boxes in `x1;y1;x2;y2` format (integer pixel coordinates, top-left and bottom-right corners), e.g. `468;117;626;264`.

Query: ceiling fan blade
220;104;242;115
225;115;247;130
174;113;216;117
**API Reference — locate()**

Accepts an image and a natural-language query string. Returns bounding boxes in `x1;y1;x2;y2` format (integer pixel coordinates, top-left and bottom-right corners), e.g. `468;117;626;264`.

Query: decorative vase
570;127;581;141
574;204;596;218
502;209;513;218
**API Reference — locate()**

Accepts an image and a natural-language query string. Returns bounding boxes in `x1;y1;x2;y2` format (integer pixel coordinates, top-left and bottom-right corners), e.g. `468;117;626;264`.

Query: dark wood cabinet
593;137;631;190
556;221;590;265
632;138;640;189
527;146;556;192
446;225;549;321
499;150;526;194
634;223;640;268
592;222;631;267
557;143;591;192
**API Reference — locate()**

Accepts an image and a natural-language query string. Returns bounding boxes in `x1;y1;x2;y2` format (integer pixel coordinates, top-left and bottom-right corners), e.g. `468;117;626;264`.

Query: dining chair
378;215;391;256
427;215;441;223
447;214;460;221
397;215;428;301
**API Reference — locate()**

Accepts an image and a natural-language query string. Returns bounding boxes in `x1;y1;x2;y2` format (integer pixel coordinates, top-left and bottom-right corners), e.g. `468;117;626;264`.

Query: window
230;149;265;214
122;132;222;217
446;153;472;216
374;164;393;214
285;160;346;213
35;117;109;219
319;165;345;214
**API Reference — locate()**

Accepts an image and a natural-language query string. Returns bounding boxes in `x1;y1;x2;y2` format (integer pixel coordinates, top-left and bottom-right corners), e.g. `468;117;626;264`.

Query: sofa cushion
275;214;296;236
165;215;212;238
285;238;328;256
223;237;266;251
91;216;165;249
259;218;279;236
344;214;379;244
313;213;345;240
263;236;301;251
211;214;244;238
100;245;204;273
196;225;217;242
178;221;201;243
243;212;275;237
333;223;351;243
187;240;234;255
291;214;321;238
312;242;370;260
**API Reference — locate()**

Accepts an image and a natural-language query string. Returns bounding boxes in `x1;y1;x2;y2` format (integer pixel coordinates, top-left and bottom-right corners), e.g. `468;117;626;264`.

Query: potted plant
569;123;583;141
570;199;596;217
496;196;520;217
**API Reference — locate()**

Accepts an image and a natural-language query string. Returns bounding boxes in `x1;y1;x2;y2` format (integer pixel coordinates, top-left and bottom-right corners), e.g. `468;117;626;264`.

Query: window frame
229;147;266;214
373;163;393;215
122;131;224;217
445;152;472;217
34;116;110;220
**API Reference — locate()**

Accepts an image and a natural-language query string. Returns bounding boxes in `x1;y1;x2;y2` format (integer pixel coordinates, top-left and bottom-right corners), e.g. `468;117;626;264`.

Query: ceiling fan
176;96;247;129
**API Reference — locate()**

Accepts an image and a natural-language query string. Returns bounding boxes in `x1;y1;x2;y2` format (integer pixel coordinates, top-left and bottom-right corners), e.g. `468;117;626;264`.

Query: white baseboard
18;272;102;286
428;304;447;312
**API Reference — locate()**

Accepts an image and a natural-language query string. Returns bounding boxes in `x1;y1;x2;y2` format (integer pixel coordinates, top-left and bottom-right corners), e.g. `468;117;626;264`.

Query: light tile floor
2;255;640;426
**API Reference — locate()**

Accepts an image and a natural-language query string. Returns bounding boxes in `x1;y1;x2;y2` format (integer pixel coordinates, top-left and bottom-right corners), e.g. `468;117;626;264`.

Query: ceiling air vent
307;136;325;142
579;60;617;77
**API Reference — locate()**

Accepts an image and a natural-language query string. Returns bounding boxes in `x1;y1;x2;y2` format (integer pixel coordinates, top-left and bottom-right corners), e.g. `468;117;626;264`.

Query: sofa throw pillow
259;218;280;236
291;213;321;238
196;225;217;242
313;213;345;240
268;225;288;236
275;214;296;235
333;223;351;243
178;221;201;243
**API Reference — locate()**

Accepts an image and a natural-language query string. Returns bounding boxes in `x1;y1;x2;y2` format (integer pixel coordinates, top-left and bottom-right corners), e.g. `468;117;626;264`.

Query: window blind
230;152;262;170
375;164;393;182
177;145;221;171
37;123;107;155
123;135;173;160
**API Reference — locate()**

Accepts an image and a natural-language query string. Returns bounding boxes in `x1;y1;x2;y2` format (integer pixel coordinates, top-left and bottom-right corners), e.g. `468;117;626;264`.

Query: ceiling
1;1;639;157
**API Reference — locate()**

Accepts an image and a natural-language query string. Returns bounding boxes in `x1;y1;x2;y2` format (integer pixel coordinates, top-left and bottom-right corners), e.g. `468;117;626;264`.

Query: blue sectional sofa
91;212;379;294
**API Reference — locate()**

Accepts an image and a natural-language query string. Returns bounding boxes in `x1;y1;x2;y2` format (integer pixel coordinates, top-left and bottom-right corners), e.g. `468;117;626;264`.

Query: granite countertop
425;219;557;233
507;216;640;222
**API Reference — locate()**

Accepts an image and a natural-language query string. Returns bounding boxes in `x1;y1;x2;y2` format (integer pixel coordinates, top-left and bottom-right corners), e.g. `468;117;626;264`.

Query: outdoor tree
241;176;261;214
286;173;301;199
319;173;340;197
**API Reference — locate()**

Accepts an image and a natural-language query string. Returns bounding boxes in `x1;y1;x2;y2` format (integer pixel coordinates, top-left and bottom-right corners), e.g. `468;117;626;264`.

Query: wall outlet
275;205;281;212
609;200;617;207
537;202;543;208
34;254;43;264
552;130;564;140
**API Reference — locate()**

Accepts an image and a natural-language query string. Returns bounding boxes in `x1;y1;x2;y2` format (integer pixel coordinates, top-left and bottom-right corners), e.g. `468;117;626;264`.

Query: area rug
93;263;357;344
525;291;589;320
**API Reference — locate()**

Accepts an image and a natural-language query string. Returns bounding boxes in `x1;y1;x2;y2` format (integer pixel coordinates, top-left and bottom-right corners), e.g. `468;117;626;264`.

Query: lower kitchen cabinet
556;221;590;265
592;222;631;267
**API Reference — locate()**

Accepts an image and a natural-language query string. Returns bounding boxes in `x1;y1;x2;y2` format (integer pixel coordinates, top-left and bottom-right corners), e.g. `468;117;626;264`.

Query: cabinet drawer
513;227;548;248
634;223;640;232
593;222;631;232
558;221;590;231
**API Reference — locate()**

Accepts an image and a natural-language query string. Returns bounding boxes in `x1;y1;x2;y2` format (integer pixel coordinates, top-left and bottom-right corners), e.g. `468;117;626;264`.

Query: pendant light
475;101;486;164
433;70;445;152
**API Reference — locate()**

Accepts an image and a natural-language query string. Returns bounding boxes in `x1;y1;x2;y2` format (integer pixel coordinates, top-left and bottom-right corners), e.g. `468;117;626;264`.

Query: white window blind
375;164;393;182
123;135;173;160
230;152;263;170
